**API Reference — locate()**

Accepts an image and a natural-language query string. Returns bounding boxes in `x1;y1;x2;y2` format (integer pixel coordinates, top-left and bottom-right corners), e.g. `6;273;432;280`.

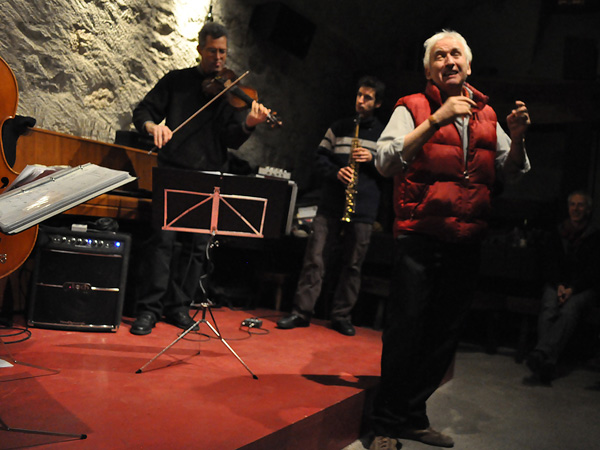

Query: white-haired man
369;30;531;449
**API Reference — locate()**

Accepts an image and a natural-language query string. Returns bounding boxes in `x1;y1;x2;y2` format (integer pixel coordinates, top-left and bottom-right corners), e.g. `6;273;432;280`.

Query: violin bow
147;70;250;155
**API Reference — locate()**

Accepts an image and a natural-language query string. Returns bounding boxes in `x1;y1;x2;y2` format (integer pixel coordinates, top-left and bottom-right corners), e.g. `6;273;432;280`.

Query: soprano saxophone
341;117;360;222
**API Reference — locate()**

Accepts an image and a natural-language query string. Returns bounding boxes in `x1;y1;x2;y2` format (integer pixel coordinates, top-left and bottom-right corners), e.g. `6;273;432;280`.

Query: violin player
129;22;271;335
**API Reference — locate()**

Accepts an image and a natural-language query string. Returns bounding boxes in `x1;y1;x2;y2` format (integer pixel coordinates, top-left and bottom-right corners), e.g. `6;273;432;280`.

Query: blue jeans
535;283;597;364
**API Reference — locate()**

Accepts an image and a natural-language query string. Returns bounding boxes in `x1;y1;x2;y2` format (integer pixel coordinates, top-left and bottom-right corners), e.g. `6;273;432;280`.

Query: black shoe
526;350;555;384
277;314;310;329
331;319;355;336
526;350;547;376
539;361;557;384
165;311;199;331
130;312;156;335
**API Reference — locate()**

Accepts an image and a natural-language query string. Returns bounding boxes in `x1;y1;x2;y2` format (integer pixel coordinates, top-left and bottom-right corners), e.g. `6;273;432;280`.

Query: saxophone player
277;76;385;336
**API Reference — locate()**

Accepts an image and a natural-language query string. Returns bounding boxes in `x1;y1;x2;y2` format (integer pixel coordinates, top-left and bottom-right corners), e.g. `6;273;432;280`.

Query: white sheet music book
0;163;135;234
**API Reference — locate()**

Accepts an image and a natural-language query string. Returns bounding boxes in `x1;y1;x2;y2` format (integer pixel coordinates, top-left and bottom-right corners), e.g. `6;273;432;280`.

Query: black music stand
136;168;296;378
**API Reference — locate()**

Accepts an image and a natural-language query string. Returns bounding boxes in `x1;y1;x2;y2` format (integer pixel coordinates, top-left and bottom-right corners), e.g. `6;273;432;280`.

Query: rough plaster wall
0;0;360;192
0;0;210;142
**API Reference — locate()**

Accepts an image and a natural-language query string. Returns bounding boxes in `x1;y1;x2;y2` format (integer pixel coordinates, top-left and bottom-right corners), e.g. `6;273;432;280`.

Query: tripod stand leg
135;320;201;373
0;341;83;439
202;319;258;380
0;336;59;375
0;417;86;439
135;304;257;379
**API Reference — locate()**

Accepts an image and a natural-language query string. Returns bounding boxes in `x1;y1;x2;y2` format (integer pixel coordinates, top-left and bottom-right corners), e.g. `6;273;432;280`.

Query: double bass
0;56;38;279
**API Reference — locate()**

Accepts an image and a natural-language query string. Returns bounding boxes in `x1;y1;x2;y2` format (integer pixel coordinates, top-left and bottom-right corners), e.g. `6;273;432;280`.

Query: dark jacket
314;115;384;224
132;66;251;172
544;219;600;294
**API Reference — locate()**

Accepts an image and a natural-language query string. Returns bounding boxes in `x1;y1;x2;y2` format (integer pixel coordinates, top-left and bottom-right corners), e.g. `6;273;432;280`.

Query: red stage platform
1;307;382;449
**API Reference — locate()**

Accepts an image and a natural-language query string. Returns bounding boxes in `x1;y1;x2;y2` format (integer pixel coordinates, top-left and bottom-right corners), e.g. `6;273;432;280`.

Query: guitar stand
0;337;87;441
135;301;258;379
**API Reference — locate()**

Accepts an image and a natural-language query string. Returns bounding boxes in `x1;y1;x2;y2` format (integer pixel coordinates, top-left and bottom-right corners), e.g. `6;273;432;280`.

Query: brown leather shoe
369;436;398;450
397;427;454;448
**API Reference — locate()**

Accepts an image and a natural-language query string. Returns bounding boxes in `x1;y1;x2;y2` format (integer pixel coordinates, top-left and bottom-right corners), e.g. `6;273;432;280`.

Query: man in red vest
369;30;531;450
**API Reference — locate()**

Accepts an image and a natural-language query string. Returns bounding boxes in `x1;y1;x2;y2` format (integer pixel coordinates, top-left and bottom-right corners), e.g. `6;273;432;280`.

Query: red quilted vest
393;81;498;242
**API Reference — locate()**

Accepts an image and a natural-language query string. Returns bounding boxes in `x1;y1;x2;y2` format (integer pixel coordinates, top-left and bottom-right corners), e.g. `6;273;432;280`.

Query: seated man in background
527;190;600;383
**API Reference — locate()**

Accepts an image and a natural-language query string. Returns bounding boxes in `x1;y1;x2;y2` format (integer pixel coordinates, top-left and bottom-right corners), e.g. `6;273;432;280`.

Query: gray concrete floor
346;344;600;450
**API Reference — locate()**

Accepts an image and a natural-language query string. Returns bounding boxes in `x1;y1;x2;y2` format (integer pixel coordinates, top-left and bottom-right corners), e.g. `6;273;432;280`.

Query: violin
202;68;283;128
147;68;282;155
0;56;39;279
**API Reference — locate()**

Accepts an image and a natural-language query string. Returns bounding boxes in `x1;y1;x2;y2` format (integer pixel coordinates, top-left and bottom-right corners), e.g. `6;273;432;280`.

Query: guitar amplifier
27;226;131;332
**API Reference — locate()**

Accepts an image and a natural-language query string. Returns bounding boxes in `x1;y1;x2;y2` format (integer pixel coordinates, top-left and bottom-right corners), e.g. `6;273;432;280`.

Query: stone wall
1;0;204;140
0;0;362;192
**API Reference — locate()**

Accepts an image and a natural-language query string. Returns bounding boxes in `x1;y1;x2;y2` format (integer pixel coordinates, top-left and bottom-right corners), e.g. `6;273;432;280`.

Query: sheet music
0;163;135;234
5;164;70;191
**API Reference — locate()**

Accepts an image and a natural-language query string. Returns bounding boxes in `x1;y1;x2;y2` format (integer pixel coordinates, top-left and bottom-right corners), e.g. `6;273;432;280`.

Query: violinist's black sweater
314;115;385;224
132;66;251;171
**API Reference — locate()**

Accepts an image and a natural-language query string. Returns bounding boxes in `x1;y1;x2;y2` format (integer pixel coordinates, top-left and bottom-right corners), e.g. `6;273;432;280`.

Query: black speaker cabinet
28;227;131;332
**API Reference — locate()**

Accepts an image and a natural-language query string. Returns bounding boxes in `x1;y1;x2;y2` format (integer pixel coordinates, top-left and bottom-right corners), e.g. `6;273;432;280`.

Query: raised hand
433;95;477;127
506;100;531;140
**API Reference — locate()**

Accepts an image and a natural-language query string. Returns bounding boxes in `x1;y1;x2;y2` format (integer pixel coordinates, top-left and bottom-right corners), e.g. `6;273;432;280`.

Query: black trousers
292;215;373;322
134;229;210;320
371;234;480;436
